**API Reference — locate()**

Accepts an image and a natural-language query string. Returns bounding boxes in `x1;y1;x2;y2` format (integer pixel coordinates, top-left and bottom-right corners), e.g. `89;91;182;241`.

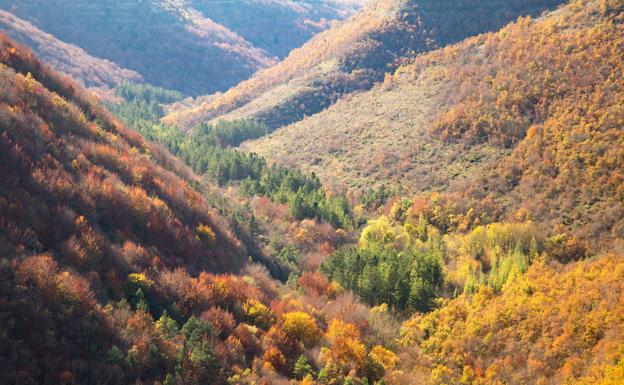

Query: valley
0;1;623;385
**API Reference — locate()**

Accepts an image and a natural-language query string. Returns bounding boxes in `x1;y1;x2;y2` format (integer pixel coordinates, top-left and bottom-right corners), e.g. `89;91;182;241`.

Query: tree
156;310;179;339
281;311;322;347
324;319;366;370
293;355;314;379
242;298;273;330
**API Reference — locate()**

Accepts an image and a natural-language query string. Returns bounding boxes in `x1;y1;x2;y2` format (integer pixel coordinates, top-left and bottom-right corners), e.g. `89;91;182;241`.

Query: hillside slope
0;35;247;273
2;10;624;385
0;34;258;383
247;0;624;243
0;10;142;88
164;0;565;129
0;0;276;95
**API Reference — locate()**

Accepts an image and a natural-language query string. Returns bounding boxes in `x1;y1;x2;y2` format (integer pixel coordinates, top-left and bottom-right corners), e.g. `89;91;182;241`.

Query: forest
0;0;623;385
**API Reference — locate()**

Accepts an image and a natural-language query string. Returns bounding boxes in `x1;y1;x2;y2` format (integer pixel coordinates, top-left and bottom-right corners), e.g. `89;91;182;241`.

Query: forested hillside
0;0;362;95
396;254;624;385
248;0;624;245
0;36;376;385
0;35;247;382
164;0;565;129
0;34;254;268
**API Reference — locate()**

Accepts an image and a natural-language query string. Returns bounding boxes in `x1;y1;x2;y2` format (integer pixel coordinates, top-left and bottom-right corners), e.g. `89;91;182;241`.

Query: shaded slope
248;0;624;243
0;10;142;88
164;0;565;129
0;0;276;95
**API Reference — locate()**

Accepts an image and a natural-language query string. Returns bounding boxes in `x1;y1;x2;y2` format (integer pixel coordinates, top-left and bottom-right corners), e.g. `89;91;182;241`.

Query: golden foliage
280;311;322;347
398;255;624;384
323;319;367;369
242;298;274;330
369;345;398;371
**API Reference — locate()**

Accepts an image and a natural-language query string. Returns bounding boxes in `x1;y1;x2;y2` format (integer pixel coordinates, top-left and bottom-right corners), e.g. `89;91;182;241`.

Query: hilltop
163;0;565;129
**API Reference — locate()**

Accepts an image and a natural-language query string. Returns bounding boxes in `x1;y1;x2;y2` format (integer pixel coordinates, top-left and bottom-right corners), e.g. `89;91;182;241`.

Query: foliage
280;311;323;347
404;0;624;244
242;298;274;330
368;345;397;371
293;354;315;379
0;35;249;384
247;0;624;249
323;319;367;368
397;255;624;385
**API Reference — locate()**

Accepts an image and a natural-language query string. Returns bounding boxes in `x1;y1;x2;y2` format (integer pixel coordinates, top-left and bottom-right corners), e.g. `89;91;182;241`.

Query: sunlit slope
0;35;246;273
248;0;624;241
396;254;624;385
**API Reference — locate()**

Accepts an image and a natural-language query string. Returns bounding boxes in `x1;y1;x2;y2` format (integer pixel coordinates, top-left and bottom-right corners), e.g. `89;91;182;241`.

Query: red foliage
201;307;236;338
299;271;331;297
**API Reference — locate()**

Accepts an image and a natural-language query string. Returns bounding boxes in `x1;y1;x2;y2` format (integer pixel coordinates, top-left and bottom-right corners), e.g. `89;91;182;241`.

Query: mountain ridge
163;0;566;129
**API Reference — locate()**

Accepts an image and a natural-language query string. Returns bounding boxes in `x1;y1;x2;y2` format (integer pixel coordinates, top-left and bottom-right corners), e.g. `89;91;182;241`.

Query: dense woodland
1;0;624;385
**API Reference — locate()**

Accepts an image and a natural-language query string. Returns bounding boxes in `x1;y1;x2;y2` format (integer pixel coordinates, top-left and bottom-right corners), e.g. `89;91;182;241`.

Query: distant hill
163;0;565;129
246;0;624;243
0;0;362;95
0;0;276;95
189;0;366;58
0;10;142;88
